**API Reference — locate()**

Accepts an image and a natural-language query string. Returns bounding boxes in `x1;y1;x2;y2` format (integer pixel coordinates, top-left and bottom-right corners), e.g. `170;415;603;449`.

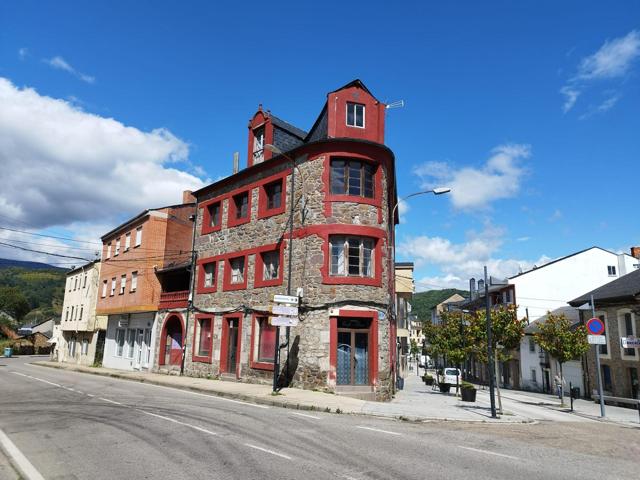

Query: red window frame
196;258;217;293
258;173;287;219
192;314;214;363
253;243;284;288
223;254;248;291
250;314;276;370
227;190;251;227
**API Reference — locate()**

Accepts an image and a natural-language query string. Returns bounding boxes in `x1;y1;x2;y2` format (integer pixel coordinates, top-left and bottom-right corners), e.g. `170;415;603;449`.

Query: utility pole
591;294;606;418
485;266;497;418
180;212;198;376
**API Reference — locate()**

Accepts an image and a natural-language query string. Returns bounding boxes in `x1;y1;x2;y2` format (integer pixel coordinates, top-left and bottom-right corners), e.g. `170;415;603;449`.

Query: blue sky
0;1;638;289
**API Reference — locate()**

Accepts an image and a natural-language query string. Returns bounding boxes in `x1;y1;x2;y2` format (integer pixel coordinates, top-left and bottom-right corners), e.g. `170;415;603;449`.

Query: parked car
443;368;462;385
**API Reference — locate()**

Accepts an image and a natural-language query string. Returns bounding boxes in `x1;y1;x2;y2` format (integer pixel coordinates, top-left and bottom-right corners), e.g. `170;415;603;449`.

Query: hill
0;258;65;270
411;289;468;322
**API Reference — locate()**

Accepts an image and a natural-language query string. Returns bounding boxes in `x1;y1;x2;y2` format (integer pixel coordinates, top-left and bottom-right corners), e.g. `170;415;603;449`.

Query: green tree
467;305;527;412
423;311;467;393
410;338;420;355
0;286;31;321
534;313;589;404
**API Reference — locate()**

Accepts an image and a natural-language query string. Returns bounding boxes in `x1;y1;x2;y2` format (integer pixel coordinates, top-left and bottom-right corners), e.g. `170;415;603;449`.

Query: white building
56;261;107;366
512;247;639;395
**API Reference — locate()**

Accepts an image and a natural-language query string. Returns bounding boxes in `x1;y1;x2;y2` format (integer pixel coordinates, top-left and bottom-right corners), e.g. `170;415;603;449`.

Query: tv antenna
386;100;405;110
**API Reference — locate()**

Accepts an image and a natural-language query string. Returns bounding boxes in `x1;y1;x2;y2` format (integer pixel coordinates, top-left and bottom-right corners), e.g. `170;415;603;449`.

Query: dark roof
101;203;195;241
329;79;379;102
509;247;628;280
270;115;307;139
569;268;640;306
66;259;100;276
395;262;414;268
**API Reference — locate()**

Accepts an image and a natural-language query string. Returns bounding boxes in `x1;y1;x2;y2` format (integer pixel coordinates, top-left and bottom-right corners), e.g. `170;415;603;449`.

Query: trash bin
570;387;580;399
3;347;12;358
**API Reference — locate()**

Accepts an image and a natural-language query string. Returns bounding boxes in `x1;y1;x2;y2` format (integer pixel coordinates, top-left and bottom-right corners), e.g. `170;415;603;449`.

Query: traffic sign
587;317;605;335
270;316;299;327
588;335;606;345
272;305;298;316
273;294;298;305
620;336;640;349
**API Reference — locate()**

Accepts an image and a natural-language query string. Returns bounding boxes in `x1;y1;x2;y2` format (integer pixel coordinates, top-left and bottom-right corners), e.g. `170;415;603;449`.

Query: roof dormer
247;106;307;168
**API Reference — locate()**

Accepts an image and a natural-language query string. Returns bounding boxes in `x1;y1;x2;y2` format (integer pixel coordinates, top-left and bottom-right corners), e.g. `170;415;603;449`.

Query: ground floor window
530;368;537;384
257;317;276;362
602;364;613;391
115;328;125;357
194;316;212;360
81;339;89;355
126;329;136;358
68;337;76;357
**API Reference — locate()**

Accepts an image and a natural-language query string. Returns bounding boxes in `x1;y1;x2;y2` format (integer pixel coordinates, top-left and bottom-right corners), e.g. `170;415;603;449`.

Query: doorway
133;329;144;369
162;315;183;366
94;330;106;366
336;318;370;386
222;316;241;375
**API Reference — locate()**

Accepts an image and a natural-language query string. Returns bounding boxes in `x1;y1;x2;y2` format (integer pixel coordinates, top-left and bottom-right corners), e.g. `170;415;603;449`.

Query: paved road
1;356;638;480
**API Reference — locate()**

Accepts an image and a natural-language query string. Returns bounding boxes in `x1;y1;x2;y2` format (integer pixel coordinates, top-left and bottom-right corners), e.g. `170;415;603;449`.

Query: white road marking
289;412;321;420
0;427;46;480
11;371;62;388
458;446;520;460
136;409;218;436
99;397;123;406
356;426;401;436
10;372;28;377
244;443;292;460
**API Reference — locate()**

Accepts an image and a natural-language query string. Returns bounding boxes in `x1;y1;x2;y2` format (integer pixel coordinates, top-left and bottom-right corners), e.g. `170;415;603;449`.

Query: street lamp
264;144;297;392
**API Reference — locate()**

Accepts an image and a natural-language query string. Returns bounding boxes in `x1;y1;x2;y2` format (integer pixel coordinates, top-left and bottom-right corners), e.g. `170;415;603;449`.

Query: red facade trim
219;313;243;377
196;257;218;294
227;190;252;228
249;313;275;371
247;111;274;168
191;313;214;363
200;200;222;235
222;254;249;291
158;312;185;366
257;171;288;219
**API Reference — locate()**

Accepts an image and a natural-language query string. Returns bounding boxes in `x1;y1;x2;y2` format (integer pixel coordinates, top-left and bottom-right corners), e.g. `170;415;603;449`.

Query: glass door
142;329;151;368
134;329;144;369
336;327;369;386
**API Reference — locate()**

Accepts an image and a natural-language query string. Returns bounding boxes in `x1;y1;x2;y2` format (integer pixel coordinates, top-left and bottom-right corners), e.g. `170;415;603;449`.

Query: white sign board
588;335;606;345
273;295;298;305
620;336;640;349
270;316;299;327
272;305;298;316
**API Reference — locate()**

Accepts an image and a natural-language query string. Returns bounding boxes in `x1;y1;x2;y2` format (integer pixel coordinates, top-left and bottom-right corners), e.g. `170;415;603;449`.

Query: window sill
227;216;250;228
201;224;222;235
192;355;212;364
253;276;283;288
197;285;217;294
251;361;274;371
257;205;286;220
323;275;380;286
326;194;377;206
223;281;247;292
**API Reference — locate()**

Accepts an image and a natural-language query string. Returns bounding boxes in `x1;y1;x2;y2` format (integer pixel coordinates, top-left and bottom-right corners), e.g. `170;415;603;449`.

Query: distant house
430;293;468;324
569;267;640;400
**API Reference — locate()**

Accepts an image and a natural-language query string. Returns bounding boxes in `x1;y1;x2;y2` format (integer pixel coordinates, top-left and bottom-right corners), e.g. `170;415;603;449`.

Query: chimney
233;152;240;174
478;279;485;294
469;278;476;300
631;246;640;260
182;190;196;204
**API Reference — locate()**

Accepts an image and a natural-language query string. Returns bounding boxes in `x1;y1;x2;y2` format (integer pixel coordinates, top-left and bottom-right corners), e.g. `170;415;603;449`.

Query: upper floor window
261;251;280;281
253;127;265;164
233;192;249;220
230;257;245;284
330;159;375;198
529;337;536;353
346;102;365;128
115;238;121;256
329;236;374;277
106;243;111;259
207;202;221;228
125;232;131;251
131;271;138;292
110;277;116;296
135;227;142;247
83;274;87;289
607;265;617;276
74;276;78;290
265;180;283;210
203;262;216;288
101;280;107;298
120;274;127;294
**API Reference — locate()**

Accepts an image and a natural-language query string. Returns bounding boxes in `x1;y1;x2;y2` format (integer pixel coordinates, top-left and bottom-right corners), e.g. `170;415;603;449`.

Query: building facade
96;196;195;371
56;261;106;366
165;80;397;400
395;262;414;380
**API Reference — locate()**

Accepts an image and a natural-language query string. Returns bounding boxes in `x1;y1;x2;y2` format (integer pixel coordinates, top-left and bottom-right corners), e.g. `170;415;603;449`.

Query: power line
0;241;93;262
0;225;102;245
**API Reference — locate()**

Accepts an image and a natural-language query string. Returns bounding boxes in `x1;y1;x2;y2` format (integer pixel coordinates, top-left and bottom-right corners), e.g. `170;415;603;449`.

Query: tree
410;338;420;355
467;305;527;412
0;286;31;322
423;311;467;393
534;313;589;404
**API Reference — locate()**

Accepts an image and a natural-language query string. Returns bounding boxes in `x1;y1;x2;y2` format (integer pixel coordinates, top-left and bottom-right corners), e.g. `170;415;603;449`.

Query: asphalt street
1;356;638;480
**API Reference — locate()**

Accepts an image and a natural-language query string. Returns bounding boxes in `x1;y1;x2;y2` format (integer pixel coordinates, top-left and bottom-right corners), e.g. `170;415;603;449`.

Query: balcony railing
159;290;189;309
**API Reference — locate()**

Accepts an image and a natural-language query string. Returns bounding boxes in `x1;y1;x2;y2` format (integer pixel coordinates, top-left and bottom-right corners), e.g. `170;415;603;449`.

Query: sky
0;1;639;291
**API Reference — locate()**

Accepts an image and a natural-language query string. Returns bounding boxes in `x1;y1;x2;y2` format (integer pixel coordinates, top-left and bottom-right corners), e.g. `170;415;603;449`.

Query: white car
443;368;462;385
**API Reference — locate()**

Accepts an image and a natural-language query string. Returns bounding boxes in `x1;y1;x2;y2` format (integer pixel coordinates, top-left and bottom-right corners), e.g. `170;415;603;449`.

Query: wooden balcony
158;290;189;309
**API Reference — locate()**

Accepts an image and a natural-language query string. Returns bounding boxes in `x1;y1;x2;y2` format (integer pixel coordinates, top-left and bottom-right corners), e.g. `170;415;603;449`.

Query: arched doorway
160;314;184;366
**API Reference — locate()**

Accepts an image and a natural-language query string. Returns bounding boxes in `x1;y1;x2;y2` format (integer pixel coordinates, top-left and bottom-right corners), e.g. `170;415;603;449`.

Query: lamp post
264;144;297;392
390;188;450;388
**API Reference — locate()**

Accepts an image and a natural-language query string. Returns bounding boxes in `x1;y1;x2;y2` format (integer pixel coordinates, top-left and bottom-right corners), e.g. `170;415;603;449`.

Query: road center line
289;412;321;420
99;397;123;405
9;372;28;377
458;446;520;460
136;409;218;436
356;426;401;436
244;443;292;460
0;427;46;480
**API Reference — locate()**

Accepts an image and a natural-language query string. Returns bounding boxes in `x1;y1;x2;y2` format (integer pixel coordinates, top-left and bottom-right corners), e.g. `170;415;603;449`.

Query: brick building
96;195;195;371
161;80;398;400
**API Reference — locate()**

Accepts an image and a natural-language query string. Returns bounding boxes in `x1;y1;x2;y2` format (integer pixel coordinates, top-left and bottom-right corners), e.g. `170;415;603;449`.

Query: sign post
589;294;606;418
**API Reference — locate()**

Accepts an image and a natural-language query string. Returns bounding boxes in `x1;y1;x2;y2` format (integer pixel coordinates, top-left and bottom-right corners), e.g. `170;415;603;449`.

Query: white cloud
0;78;205;239
44;56;95;84
399;225;552;290
561;30;639;112
516;236;530;242
414;144;530;210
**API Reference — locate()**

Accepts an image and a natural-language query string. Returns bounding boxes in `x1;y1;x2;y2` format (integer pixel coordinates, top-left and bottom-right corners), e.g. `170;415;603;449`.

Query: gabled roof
569;268;640;306
66;259;100;276
270;114;307;140
509;246;627;280
329;79;379;102
100;203;194;241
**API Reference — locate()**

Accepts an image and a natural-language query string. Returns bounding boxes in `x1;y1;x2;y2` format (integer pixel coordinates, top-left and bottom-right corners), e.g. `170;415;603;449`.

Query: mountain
0;258;66;271
411;289;468;322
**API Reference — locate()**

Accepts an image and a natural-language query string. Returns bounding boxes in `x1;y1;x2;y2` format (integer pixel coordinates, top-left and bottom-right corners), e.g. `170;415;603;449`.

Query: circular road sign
587;317;605;335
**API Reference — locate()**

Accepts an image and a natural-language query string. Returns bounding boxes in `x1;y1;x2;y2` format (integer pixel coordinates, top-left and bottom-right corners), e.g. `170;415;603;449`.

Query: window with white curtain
329;236;374;277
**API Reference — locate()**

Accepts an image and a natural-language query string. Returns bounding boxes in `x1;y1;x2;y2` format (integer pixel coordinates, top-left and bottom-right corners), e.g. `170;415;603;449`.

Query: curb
30;362;534;425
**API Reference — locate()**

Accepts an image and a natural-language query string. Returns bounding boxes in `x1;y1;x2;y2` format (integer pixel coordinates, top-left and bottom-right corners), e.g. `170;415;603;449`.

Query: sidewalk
31;361;526;423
